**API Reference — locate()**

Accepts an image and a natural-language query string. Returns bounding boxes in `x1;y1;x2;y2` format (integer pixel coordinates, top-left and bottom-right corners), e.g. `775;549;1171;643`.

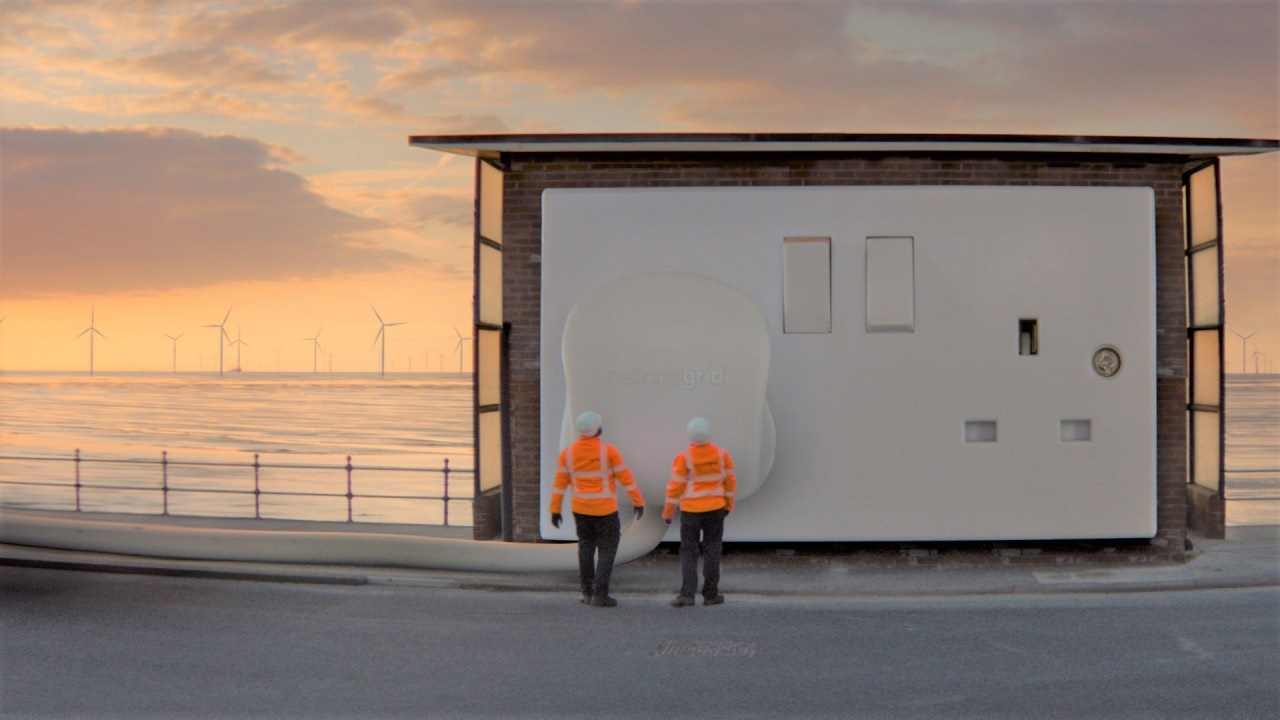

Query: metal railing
0;450;473;526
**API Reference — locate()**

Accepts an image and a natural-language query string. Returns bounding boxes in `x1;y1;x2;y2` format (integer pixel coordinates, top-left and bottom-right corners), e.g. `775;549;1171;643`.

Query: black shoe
703;594;725;606
590;595;618;608
670;595;695;607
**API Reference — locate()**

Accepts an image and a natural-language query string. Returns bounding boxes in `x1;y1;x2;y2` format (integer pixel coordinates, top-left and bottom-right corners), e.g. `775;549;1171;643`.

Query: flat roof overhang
408;132;1278;160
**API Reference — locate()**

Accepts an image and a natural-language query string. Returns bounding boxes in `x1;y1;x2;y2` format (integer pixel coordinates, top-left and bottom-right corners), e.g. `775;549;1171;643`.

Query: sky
1;0;1277;374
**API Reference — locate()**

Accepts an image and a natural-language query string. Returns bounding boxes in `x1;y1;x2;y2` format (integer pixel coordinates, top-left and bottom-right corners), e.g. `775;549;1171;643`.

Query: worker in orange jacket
549;410;645;607
663;417;735;607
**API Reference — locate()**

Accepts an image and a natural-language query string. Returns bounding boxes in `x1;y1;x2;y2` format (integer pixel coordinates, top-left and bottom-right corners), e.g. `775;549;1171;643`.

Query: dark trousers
679;508;727;599
574;512;621;598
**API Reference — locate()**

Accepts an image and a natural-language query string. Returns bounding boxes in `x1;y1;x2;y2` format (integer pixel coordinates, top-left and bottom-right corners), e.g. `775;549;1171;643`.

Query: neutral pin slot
1019;318;1039;355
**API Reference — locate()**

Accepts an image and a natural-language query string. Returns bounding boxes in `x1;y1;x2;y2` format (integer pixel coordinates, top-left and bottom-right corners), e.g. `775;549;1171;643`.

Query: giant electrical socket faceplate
541;186;1155;541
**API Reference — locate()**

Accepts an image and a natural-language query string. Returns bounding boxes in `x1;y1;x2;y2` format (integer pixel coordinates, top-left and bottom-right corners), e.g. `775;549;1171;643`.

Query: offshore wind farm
74;307;108;377
371;305;406;379
7;301;1274;380
0;308;476;520
202;308;233;377
0;305;468;376
162;331;184;373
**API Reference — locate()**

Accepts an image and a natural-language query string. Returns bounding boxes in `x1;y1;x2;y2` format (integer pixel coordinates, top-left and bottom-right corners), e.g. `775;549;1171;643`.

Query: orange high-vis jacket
662;442;736;520
550;436;645;517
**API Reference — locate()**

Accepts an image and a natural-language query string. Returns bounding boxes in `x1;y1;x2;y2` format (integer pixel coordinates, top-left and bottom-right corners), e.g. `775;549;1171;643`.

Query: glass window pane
1190;247;1220;327
1192;330;1221;407
478;328;501;407
479;162;503;244
479;243;503;326
478;410;503;492
1192;410;1220;490
1188;166;1218;247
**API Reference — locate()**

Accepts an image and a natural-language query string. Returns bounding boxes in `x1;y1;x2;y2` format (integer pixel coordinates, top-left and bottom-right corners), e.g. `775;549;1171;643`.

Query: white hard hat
576;410;603;436
687;417;711;443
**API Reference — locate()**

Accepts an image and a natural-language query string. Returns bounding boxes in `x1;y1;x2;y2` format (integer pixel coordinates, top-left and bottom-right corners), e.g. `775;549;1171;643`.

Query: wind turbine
203;307;232;376
163;331;185;373
303;327;324;373
453;325;473;373
1232;330;1256;375
371;305;406;378
230;325;250;372
76;307;107;376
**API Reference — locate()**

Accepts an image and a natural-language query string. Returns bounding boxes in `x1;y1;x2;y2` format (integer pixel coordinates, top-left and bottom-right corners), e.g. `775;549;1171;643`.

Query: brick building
409;133;1276;564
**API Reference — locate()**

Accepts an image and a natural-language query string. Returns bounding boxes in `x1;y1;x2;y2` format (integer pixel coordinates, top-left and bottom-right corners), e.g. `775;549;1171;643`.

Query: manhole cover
653;640;757;657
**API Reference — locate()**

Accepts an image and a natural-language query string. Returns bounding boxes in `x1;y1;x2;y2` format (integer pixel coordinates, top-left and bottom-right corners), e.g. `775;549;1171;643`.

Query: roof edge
407;132;1279;159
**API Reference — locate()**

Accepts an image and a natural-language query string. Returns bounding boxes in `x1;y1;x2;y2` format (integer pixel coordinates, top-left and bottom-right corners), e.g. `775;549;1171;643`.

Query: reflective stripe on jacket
662;442;736;519
549;436;645;517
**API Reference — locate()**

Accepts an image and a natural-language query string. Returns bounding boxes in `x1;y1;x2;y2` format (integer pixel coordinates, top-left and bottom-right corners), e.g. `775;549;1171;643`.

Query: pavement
1;517;1276;599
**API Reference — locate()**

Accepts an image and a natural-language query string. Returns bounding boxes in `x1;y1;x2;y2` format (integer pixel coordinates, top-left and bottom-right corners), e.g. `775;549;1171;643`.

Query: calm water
1224;375;1280;524
0;372;475;525
1;373;1276;525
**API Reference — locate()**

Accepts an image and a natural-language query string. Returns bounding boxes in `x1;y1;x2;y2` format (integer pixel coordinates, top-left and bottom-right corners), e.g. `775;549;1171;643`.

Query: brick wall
495;152;1189;562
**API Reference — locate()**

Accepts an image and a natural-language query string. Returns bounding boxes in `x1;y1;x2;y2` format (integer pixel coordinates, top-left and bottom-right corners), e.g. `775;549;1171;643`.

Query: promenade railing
0;450;473;527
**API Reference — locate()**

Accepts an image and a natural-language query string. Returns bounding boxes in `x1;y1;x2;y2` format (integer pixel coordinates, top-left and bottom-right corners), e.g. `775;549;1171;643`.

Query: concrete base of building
472;489;502;540
1187;483;1227;539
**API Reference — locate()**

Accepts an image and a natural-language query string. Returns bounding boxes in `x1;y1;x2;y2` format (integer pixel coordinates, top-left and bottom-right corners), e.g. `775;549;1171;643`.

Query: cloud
106;45;298;91
65;88;298;121
4;1;1274;135
174;0;410;53
403;191;473;229
1;1;403;124
410;113;511;133
381;0;858;97
0;127;414;299
371;0;1277;135
660;2;1277;133
322;81;411;124
925;2;1280;134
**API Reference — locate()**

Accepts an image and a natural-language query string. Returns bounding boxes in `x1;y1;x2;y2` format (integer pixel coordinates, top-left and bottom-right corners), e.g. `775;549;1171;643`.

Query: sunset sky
1;0;1276;374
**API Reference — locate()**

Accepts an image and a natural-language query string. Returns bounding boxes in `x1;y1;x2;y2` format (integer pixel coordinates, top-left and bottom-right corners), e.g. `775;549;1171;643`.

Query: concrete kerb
1;511;1275;600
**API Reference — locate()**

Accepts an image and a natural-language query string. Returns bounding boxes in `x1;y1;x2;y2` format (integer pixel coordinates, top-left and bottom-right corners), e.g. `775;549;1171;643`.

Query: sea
1223;375;1280;525
1;372;1277;527
0;372;475;526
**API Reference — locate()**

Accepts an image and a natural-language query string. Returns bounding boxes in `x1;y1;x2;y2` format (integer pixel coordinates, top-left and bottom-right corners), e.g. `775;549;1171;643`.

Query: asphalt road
2;566;1277;719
